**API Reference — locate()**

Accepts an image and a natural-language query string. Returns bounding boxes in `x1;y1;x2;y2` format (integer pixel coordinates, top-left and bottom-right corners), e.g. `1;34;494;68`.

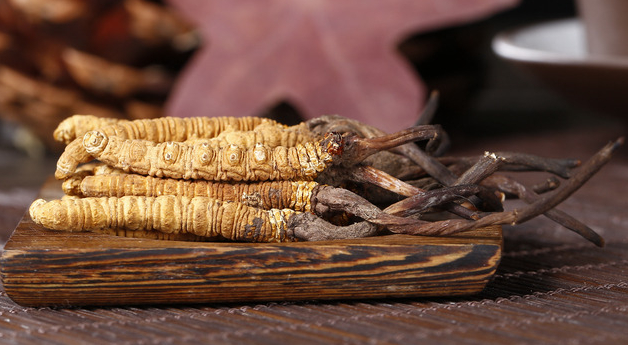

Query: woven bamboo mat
1;130;627;344
1;238;626;344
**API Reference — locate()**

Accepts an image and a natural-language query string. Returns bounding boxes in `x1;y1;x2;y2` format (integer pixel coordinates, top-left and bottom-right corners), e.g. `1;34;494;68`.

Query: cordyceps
31;109;623;245
78;124;443;183
54;115;314;179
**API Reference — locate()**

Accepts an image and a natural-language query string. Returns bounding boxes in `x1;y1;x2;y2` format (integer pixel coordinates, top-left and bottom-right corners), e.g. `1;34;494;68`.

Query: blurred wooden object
0;0;196;151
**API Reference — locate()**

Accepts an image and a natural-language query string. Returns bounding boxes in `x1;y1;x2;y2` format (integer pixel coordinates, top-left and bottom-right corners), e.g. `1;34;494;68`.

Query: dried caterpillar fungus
30;196;298;242
63;173;319;212
56;114;283;144
55;115;308;179
38;116;455;242
82;130;338;181
35;110;620;245
54;115;123;145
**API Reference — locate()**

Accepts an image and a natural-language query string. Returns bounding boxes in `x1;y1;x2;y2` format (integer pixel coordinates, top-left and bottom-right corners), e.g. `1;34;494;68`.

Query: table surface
0;124;627;345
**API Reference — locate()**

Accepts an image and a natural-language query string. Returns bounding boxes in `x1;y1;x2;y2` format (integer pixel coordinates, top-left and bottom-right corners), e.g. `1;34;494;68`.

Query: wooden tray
0;179;502;307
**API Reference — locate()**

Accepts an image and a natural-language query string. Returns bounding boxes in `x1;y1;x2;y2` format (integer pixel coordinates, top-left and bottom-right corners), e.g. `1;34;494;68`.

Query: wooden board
0;179;502;307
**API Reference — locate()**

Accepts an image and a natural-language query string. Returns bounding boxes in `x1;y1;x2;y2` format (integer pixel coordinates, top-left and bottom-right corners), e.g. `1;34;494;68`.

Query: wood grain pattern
0;179;502;307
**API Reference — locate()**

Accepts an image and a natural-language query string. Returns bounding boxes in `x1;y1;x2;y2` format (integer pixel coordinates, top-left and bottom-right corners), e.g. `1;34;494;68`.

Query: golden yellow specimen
81;130;337;181
63;171;318;212
31;111;620;245
53;115;123;144
30;196;297;242
35;115;407;242
55;115;314;179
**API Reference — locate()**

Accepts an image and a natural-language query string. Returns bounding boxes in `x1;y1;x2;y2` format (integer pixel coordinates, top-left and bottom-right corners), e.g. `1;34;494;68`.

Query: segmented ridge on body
61;162;121;192
29;196;299;242
55;115;282;144
211;122;315;149
64;173;319;212
82;130;341;181
102;116;284;143
55;116;292;179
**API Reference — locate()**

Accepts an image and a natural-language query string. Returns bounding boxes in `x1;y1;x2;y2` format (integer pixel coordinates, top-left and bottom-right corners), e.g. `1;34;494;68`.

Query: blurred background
0;0;623;243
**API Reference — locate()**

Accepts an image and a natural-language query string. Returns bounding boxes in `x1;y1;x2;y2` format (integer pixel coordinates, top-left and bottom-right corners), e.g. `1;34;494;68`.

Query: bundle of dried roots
30;99;623;245
0;0;196;150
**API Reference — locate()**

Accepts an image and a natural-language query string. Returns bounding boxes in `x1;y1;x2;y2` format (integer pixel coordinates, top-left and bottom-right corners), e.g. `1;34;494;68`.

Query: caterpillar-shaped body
29;196;298;242
55;116;312;179
55;115;282;144
63;173;318;212
54;115;123;145
83;130;342;181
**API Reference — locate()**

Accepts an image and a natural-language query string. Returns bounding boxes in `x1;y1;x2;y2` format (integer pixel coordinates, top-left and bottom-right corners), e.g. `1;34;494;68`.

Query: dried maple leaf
165;0;518;132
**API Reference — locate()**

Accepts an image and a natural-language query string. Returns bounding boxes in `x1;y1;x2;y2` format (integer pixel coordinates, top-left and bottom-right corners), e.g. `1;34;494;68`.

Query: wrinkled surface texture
165;0;517;132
